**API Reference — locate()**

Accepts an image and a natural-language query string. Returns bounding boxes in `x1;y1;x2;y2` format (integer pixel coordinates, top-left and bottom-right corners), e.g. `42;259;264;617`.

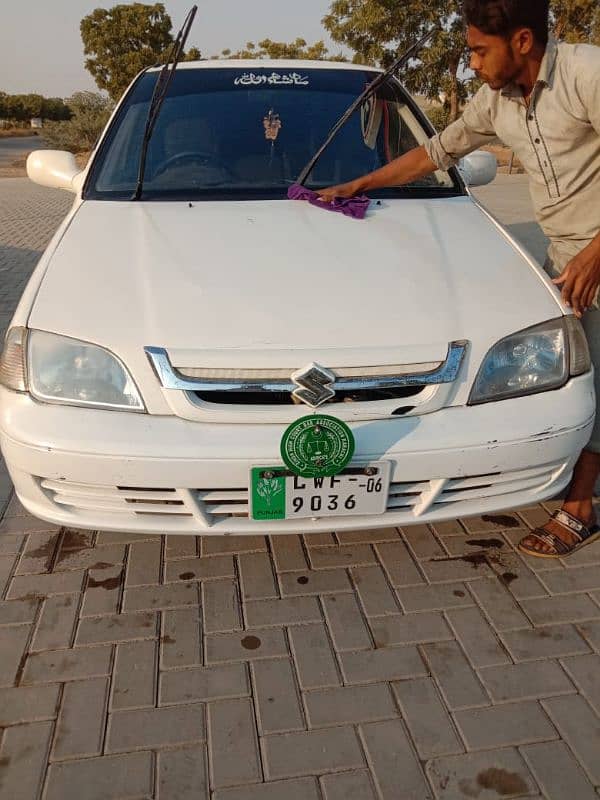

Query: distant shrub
425;106;451;132
43;92;113;153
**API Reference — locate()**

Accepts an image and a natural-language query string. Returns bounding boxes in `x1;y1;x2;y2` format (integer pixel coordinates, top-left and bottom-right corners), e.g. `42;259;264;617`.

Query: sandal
518;509;600;559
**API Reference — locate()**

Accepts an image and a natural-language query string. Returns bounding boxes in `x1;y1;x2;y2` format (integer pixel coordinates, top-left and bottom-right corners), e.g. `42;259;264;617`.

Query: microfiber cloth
288;183;370;220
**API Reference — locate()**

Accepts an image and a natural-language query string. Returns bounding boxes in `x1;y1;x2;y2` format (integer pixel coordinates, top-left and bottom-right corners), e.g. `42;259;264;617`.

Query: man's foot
519;508;600;558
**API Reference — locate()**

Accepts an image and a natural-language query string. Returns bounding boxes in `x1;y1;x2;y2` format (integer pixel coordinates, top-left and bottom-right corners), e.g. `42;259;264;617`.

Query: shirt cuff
424;135;459;171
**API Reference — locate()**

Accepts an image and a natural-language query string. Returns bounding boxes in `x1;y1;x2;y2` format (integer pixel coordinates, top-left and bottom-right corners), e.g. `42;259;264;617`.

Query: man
319;0;600;558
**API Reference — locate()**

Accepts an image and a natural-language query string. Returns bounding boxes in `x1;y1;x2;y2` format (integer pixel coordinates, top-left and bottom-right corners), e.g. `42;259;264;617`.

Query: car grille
190;384;427;407
145;343;468;422
38;462;561;529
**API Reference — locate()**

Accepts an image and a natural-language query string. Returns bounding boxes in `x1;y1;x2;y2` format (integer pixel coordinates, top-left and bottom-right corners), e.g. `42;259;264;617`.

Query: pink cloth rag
288;183;370;220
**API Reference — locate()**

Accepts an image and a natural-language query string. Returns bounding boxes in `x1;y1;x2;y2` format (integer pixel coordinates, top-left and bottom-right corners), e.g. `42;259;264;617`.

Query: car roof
148;59;383;74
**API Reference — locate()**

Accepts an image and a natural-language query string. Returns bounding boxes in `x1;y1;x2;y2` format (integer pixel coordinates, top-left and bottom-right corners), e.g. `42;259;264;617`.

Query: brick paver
0;176;599;798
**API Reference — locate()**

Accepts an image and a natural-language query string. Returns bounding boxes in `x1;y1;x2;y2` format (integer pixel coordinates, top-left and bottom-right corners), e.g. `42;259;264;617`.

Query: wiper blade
132;5;198;201
297;26;439;187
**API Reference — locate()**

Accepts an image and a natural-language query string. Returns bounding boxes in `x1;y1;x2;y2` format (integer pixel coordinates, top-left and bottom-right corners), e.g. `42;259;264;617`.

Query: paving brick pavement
1;176;599;799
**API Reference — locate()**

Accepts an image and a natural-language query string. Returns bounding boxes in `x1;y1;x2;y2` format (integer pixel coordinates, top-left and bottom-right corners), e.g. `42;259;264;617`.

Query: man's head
464;0;550;90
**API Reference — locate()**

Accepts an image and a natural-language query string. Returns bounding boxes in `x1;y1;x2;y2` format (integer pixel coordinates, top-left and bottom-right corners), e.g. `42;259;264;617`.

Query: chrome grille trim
175;363;444;379
144;342;469;395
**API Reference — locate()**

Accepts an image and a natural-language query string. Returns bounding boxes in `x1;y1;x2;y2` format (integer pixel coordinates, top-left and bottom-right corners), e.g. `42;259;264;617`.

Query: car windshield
85;65;460;201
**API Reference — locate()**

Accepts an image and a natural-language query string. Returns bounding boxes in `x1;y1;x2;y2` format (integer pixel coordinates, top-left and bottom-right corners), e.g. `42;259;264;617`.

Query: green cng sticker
251;469;286;521
280;414;355;479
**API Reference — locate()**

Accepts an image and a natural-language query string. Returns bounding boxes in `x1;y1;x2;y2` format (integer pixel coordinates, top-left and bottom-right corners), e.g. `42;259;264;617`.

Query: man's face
467;25;529;90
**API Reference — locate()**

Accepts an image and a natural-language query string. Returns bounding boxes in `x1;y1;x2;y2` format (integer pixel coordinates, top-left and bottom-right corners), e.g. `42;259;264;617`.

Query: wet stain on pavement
297;576;309;585
241;635;261;650
477;767;528;795
481;514;520;528
179;572;196;580
453;590;466;598
25;538;58;560
88;572;123;590
61;530;92;551
461;553;488;569
499;572;519;586
466;538;505;549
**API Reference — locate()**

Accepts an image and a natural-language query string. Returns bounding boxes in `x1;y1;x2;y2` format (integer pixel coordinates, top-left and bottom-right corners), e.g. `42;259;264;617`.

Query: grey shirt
424;39;600;262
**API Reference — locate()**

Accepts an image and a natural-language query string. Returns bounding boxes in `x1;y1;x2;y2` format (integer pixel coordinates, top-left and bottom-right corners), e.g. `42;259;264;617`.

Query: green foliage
0;92;71;122
426;105;451;131
219;37;347;61
81;3;174;100
323;1;469;120
80;4;201;99
322;0;600;122
552;0;600;43
42;92;113;153
184;46;202;62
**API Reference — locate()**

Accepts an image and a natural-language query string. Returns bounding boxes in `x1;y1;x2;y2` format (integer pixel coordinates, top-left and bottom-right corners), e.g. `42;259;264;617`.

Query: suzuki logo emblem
291;363;336;408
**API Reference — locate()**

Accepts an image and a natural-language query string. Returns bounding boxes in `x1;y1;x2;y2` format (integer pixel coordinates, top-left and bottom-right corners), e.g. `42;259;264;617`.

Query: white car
0;60;595;535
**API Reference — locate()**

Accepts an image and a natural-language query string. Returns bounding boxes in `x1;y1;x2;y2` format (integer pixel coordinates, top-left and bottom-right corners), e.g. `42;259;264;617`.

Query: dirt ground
0;152;89;179
484;143;524;174
0;128;40;139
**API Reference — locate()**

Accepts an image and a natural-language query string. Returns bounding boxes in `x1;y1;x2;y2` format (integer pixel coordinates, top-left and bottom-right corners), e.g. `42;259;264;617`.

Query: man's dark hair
463;0;550;47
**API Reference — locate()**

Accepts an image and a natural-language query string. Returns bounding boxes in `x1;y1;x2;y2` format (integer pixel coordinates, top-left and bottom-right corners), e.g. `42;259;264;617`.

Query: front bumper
0;377;595;535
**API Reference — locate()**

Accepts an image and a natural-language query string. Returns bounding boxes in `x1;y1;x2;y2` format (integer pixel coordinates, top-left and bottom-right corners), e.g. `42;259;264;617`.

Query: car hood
30;196;560;369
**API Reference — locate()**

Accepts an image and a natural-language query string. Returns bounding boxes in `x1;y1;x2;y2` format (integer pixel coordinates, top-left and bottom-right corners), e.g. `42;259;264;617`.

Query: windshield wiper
132;5;198;201
297;26;439;187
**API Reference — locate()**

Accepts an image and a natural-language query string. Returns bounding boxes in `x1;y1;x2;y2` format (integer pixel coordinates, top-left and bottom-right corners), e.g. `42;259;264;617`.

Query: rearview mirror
26;150;83;193
459;150;498;187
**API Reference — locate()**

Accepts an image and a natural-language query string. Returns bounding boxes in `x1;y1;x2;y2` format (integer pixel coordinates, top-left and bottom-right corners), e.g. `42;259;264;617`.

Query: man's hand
316;181;363;204
553;240;600;318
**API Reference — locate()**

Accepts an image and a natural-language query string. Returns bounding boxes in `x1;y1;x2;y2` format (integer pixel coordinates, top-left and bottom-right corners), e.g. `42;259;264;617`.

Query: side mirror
26;150;83;193
459;150;498;187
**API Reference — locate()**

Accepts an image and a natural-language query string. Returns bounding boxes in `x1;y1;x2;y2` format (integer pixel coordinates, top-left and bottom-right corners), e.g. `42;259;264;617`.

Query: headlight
0;327;28;392
469;317;590;405
22;330;145;412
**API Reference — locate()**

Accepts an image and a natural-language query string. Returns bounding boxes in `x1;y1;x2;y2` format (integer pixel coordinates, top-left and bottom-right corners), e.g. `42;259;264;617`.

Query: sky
0;0;343;97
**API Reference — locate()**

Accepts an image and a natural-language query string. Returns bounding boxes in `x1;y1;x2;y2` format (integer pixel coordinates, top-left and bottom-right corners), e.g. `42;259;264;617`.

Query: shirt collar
537;37;559;87
501;37;559;99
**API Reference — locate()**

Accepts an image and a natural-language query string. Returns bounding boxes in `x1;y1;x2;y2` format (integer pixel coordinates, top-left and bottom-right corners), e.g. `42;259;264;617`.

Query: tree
0;93;71;122
184;46;202;61
218;37;347;61
41;97;72;122
81;4;201;99
323;0;600;124
323;1;468;121
81;3;172;101
552;0;600;43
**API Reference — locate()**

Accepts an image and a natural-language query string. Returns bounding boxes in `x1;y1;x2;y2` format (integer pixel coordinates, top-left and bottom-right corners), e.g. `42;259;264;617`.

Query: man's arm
553;45;600;318
317;146;437;202
553;239;600;318
317;85;497;202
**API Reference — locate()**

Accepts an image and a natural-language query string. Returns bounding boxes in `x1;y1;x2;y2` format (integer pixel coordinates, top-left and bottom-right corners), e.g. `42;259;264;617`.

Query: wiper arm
297;26;439;187
132;5;198;201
